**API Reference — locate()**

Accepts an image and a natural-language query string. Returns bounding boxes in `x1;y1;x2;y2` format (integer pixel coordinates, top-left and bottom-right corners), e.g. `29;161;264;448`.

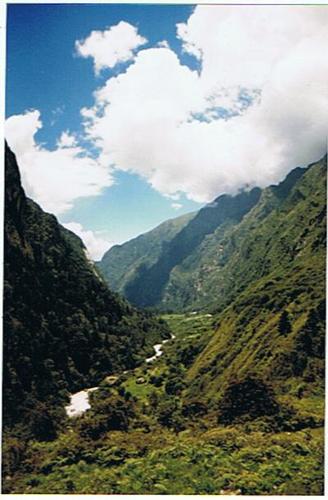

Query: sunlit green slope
185;157;326;402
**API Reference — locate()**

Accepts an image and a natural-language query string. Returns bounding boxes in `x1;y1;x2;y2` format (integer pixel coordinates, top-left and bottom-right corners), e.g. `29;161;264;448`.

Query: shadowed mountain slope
98;211;195;294
99;188;262;309
3;144;169;435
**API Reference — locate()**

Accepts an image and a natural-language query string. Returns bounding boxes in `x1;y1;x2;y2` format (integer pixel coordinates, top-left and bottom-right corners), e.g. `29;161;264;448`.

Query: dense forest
2;147;326;495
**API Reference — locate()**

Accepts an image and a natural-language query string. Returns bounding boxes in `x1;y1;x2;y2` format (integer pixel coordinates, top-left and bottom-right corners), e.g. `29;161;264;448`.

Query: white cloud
57;131;77;148
171;203;182;210
5;109;42;156
50;105;65;125
5;111;113;215
81;5;328;202
6;6;328;228
63;222;112;260
52;105;65;116
76;21;147;74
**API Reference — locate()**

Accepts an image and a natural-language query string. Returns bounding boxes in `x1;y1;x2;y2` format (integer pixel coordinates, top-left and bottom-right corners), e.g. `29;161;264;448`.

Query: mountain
3;143;169;438
97;211;195;294
97;159;325;314
98;188;262;309
159;164;317;312
2;151;325;496
183;155;326;402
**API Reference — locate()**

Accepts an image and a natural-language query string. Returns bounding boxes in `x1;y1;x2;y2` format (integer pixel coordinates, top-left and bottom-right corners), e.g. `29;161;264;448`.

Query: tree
164;377;186;395
26;401;59;441
157;396;185;432
296;307;324;358
278;310;292;335
182;401;207;419
77;395;134;440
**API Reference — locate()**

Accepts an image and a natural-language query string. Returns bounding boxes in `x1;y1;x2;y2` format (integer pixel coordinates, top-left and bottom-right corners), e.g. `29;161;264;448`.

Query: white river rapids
65;334;175;418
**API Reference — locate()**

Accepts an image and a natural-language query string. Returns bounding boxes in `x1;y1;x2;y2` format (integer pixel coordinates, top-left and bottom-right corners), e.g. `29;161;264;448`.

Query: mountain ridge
98;159;322;312
2;149;325;495
183;155;326;401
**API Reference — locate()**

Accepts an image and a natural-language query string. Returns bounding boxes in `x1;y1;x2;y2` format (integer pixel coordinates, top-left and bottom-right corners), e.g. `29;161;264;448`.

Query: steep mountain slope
3;144;169;436
97;212;195;294
185;156;326;402
161;165;310;311
98;159;324;314
121;188;261;308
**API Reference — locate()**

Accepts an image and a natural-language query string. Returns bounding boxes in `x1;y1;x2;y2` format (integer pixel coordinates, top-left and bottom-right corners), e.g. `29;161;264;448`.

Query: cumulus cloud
81;5;328;202
157;40;169;49
5;110;113;215
76;21;147;74
6;5;328;231
63;222;112;260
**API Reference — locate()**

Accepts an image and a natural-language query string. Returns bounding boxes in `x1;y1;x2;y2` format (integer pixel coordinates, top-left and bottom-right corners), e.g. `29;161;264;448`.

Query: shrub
1;435;27;476
218;377;279;424
77;395;134;440
157;397;186;432
165;377;186;395
182;401;208;419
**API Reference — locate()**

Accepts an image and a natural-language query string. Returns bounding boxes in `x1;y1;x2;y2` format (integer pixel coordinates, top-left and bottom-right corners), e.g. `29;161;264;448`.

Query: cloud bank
82;5;328;202
5;111;113;215
5;6;328;256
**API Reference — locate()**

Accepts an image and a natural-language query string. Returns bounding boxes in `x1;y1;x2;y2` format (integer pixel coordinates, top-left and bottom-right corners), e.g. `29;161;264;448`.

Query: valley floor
2;314;324;495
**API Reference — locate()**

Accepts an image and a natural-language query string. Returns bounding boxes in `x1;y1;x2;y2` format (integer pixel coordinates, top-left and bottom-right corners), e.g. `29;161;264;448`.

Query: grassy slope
185;158;326;402
3;156;325;495
124;188;261;308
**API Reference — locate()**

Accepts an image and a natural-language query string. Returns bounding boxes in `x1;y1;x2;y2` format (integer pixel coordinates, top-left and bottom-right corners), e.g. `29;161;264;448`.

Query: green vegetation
98;160;325;316
2;148;325;494
124;188;262;308
97;211;195;294
2;316;324;494
4;427;323;495
3;144;169;439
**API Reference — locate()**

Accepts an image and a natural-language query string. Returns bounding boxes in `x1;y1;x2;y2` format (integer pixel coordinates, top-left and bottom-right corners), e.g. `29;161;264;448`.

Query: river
65;333;176;417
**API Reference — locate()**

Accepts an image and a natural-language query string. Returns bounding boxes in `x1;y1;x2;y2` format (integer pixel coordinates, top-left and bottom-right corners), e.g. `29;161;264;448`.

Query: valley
2;145;326;495
3;313;324;495
4;4;328;496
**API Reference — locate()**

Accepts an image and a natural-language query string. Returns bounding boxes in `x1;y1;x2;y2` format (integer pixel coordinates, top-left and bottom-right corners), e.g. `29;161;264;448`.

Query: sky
5;3;328;260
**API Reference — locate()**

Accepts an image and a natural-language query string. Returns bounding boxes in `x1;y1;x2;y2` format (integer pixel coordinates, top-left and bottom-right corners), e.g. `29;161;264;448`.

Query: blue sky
6;4;198;137
5;4;327;259
6;4;202;258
